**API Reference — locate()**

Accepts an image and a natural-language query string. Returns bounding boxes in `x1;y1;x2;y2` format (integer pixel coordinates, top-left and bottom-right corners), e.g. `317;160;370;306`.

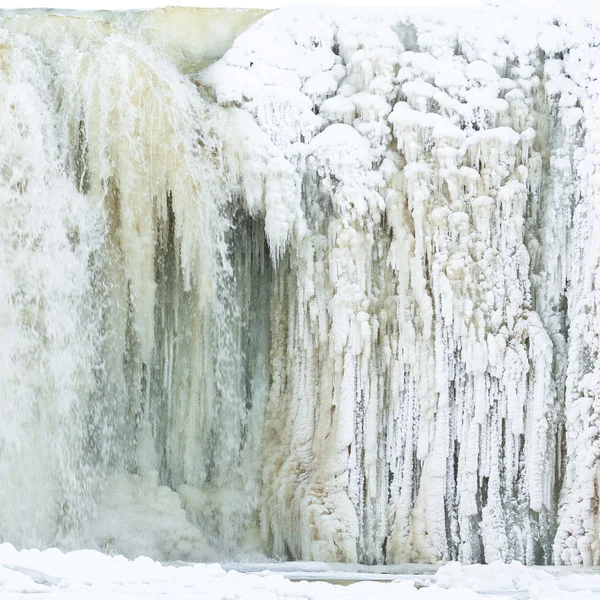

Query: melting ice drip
0;3;599;568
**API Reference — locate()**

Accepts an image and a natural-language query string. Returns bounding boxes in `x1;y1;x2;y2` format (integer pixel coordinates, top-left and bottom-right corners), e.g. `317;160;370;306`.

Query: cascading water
1;2;600;568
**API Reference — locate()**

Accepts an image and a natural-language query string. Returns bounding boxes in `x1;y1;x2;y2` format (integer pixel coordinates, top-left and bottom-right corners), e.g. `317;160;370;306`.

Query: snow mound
436;561;554;591
436;561;600;599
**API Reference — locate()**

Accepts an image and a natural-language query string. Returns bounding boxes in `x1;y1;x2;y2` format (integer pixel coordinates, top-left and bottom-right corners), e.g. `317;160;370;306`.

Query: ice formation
1;2;600;568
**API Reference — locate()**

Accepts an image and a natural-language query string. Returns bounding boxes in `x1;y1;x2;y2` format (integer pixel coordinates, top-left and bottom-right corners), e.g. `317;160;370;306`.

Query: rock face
0;3;599;567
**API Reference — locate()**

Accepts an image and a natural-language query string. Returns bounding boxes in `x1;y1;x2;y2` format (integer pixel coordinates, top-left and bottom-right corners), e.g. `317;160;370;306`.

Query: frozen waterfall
0;2;599;567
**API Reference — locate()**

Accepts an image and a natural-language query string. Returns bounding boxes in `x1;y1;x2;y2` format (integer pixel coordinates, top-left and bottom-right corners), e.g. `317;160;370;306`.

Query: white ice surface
1;545;600;599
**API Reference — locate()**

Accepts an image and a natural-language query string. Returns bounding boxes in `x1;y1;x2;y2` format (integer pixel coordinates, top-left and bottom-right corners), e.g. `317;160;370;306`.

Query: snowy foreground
1;546;600;599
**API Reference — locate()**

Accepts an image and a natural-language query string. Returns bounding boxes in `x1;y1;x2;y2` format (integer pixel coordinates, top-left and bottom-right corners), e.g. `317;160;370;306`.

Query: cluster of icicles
1;4;600;567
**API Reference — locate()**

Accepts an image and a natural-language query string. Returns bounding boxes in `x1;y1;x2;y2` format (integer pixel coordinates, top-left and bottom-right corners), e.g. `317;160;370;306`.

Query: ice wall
200;4;600;565
0;3;599;567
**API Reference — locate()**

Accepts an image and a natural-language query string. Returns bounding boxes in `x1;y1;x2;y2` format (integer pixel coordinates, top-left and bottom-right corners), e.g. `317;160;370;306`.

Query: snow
1;546;600;599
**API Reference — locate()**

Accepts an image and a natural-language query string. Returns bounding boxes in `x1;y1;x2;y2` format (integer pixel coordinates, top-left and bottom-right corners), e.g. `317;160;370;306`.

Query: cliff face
0;4;599;566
